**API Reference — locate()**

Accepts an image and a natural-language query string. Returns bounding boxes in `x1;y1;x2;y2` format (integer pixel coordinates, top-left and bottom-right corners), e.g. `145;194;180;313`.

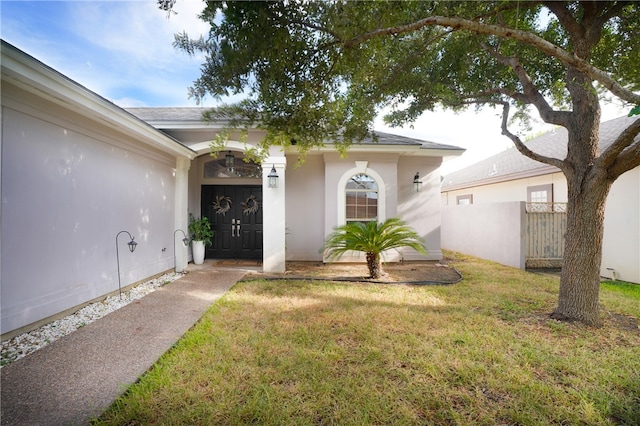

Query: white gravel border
1;271;185;367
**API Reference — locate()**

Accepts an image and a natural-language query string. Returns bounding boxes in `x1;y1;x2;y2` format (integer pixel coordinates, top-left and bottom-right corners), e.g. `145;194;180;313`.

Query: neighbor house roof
441;115;639;192
126;107;465;156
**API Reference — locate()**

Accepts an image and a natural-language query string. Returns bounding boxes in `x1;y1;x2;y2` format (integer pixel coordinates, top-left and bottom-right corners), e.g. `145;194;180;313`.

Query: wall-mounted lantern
173;229;189;273
268;165;279;188
225;151;235;169
413;172;422;193
116;230;138;298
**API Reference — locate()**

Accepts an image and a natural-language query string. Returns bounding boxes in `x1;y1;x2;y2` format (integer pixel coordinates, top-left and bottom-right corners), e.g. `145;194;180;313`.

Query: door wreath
242;195;260;215
213;195;232;216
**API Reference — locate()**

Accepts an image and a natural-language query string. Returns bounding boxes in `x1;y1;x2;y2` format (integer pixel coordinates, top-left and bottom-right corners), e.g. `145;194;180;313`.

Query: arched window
203;156;262;179
345;174;378;223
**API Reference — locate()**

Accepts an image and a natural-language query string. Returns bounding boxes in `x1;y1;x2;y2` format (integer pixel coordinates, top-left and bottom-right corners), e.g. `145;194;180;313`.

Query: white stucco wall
441;202;527;269
601;168;640;283
1;94;179;336
441;168;639;283
187;156;204;219
397;156;443;261
285;155;326;261
262;154;287;273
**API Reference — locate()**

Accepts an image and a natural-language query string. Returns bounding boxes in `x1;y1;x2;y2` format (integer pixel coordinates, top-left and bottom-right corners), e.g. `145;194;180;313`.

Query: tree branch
280;17;341;40
497;102;566;170
597;117;640;178
480;42;569;127
607;140;640;179
342;15;640;105
545;1;631;41
543;2;582;38
378;29;454;94
472;1;542;22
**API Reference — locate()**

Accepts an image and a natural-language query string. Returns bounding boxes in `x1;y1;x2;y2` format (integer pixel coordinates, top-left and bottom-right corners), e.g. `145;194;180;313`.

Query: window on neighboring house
457;194;473;205
346;173;378;223
527;184;553;203
529;190;547;202
527;184;554;211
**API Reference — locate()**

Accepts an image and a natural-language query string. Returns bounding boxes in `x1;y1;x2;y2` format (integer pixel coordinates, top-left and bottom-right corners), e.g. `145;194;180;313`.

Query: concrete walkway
1;263;248;426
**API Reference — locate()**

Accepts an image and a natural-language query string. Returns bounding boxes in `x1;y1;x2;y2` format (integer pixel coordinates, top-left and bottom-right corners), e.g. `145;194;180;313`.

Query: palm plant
322;218;426;279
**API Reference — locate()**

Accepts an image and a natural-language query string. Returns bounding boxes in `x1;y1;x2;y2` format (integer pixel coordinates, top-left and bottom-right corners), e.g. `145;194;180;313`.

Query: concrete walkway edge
1;265;246;426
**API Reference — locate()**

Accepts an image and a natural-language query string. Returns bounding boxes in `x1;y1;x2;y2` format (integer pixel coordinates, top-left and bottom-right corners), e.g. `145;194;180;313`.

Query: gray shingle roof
441;115;639;191
126;107;208;122
360;132;463;150
126;107;463;151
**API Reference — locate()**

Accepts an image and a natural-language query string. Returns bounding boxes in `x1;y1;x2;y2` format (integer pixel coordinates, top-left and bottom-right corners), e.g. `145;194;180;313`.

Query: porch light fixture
268;165;279;188
173;229;189;273
225;151;235;169
116;230;138;298
413;172;422;193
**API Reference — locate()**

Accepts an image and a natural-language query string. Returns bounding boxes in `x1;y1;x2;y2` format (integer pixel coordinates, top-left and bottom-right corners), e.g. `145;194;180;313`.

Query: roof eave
284;144;465;157
441;164;561;192
420;148;466;158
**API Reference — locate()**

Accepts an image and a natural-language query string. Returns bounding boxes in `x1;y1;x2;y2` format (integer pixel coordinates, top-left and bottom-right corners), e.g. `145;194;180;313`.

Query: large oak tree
166;0;640;326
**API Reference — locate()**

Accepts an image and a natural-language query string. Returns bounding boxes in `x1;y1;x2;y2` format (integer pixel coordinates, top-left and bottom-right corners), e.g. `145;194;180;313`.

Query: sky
1;0;629;175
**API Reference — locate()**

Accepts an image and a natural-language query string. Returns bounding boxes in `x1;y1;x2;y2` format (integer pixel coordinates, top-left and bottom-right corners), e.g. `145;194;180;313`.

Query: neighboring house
1;41;464;338
441;115;640;284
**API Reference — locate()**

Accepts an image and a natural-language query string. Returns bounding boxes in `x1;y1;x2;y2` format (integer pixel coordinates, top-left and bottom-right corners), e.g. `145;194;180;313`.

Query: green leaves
170;1;640;150
322;218;426;279
629;105;640;117
322;218;426;261
188;213;213;247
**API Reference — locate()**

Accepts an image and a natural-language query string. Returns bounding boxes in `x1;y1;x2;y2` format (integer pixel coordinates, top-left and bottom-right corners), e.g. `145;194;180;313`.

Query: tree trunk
546;59;617;326
366;252;382;279
551;114;612;326
552;184;610;326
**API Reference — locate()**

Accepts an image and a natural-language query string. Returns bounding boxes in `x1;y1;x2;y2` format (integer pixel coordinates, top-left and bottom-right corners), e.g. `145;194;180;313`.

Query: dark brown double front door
202;185;263;260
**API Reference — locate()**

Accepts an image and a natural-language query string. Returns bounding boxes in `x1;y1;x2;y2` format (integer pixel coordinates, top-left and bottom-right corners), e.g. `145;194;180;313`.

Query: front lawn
95;253;639;425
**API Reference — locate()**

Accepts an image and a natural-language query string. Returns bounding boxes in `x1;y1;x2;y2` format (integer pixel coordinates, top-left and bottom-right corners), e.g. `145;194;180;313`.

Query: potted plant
188;213;213;265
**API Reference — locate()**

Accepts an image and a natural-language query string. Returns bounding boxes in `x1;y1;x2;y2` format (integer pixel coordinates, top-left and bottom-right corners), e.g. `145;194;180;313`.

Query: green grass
601;280;640;299
94;252;640;425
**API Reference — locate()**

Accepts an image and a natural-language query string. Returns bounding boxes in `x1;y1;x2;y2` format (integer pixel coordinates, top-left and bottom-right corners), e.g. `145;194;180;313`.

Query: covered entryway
202;185;263;260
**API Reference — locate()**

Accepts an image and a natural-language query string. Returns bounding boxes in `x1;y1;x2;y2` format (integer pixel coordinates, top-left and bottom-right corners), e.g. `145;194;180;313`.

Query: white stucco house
441;115;640;284
1;41;463;338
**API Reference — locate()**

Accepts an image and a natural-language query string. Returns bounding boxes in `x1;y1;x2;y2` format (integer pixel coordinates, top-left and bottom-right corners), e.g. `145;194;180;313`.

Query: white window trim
337;162;386;226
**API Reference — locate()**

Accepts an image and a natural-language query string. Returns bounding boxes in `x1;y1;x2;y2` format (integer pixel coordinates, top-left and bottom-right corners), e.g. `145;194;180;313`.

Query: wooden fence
525;203;567;268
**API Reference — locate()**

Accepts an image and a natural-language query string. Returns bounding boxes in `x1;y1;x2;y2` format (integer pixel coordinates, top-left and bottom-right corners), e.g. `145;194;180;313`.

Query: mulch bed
245;261;462;284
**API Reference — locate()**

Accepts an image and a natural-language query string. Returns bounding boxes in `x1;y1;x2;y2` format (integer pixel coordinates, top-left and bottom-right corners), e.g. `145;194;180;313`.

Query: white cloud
112;96;148;108
66;1;209;106
68;1;207;65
